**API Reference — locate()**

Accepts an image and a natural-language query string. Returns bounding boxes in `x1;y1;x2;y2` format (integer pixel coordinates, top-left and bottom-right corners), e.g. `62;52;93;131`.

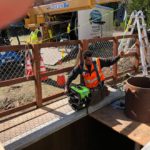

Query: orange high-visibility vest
82;58;105;88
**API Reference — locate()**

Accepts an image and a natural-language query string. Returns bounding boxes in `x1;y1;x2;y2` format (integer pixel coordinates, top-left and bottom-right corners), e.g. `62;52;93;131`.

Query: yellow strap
67;23;71;34
125;18;132;33
48;29;53;39
61;48;65;59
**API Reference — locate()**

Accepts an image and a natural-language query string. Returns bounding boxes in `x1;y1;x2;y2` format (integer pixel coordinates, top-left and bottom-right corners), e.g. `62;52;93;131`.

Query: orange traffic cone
25;53;33;78
40;56;48;81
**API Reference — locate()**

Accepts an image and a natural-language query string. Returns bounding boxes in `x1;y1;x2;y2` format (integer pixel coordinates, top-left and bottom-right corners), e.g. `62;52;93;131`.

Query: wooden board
90;105;150;146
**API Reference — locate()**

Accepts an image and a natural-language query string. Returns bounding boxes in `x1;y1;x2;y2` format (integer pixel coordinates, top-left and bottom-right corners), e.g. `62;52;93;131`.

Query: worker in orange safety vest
65;50;124;105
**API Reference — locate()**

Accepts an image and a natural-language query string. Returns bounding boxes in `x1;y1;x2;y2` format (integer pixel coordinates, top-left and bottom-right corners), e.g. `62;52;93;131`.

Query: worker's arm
99;56;120;68
65;65;82;91
99;51;124;68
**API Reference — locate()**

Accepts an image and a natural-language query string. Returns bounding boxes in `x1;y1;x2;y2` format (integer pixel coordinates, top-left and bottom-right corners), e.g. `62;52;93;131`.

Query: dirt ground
0;74;80;111
0;35;79;111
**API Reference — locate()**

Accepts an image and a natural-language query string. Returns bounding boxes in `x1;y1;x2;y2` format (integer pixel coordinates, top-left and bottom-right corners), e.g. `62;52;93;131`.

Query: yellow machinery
25;0;121;27
30;0;121;15
25;0;121;41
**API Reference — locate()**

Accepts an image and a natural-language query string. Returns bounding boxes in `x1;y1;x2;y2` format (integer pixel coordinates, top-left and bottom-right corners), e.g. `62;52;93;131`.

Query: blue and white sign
47;2;69;10
89;9;102;24
78;5;113;40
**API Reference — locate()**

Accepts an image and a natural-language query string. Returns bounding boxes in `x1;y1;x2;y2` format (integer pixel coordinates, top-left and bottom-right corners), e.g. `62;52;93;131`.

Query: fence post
32;44;42;107
112;37;118;81
81;39;89;58
79;40;89;83
82;40;89;50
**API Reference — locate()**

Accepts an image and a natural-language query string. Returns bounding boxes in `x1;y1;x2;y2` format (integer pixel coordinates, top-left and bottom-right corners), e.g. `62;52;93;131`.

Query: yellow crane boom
29;0;121;15
25;0;121;41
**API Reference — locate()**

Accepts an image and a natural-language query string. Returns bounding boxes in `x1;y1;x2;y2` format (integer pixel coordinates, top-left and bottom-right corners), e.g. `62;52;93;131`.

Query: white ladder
118;10;150;76
118;10;137;52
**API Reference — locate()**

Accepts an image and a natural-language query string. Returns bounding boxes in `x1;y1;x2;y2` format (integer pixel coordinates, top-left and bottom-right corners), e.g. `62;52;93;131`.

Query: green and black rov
68;85;91;111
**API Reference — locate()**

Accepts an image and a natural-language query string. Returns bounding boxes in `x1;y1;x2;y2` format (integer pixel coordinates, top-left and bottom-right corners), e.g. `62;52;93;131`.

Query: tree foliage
128;0;150;27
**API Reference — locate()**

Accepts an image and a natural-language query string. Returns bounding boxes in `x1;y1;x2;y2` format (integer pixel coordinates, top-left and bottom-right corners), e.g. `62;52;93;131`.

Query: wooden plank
41;66;73;77
87;37;114;43
90;105;150;146
0;45;31;52
115;34;138;40
0;76;34;87
32;45;43;107
42;92;65;103
0;102;36;118
38;40;81;49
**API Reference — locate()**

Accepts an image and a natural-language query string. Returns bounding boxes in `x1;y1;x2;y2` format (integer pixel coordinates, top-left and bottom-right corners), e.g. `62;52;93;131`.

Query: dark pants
89;85;109;106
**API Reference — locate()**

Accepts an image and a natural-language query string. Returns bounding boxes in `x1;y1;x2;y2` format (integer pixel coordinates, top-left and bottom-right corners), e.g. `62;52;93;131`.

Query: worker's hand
119;51;125;58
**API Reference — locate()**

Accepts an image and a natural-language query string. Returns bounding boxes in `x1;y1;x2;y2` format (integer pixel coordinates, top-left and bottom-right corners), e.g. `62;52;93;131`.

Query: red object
0;0;34;29
25;54;33;78
25;54;48;80
57;75;65;87
40;56;48;81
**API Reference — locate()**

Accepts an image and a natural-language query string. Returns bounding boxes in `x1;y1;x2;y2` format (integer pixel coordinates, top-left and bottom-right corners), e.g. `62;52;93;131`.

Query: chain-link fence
88;40;113;78
0;41;81;114
0;50;25;81
40;43;80;99
0;45;35;113
40;44;79;70
87;37;139;81
118;37;138;74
